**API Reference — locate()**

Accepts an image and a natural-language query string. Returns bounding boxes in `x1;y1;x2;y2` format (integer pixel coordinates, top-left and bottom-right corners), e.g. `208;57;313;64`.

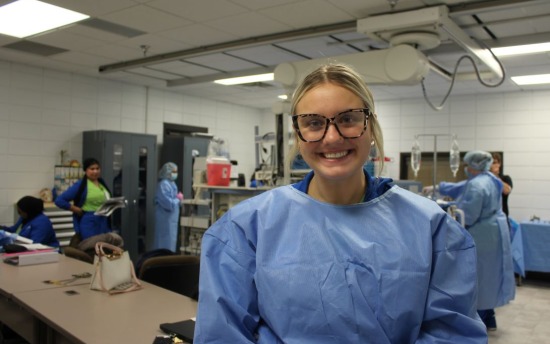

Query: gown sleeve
4;217;23;233
438;180;467;199
456;182;484;228
156;180;180;212
416;215;487;343
194;213;259;343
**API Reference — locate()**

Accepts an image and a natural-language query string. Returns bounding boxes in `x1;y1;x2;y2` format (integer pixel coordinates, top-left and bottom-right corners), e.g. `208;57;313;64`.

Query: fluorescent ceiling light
278;95;288;100
214;73;274;85
492;42;550;57
0;0;89;38
511;74;550;85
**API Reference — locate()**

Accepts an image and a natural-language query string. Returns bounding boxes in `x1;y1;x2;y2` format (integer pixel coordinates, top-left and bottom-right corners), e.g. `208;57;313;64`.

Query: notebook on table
159;319;195;343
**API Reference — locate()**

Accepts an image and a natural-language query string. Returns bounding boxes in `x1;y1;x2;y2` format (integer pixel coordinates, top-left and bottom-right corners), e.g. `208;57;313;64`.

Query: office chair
138;255;200;300
63;246;94;264
63;232;125;264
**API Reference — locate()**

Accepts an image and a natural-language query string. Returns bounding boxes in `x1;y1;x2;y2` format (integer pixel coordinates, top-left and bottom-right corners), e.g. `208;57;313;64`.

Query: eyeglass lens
294;109;368;142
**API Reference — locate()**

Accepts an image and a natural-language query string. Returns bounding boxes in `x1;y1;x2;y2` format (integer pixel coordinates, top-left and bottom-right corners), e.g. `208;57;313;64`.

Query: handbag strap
95;241;124;258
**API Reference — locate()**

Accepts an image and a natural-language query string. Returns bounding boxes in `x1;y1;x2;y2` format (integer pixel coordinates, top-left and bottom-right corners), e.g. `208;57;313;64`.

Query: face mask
464;167;473;179
171;173;178;181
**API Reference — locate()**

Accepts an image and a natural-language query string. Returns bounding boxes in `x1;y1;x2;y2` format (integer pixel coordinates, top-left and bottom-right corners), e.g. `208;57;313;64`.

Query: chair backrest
138;255;200;300
63;246;94;264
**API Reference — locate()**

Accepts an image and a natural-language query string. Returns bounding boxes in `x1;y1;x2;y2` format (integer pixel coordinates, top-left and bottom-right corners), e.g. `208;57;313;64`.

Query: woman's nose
323;123;342;142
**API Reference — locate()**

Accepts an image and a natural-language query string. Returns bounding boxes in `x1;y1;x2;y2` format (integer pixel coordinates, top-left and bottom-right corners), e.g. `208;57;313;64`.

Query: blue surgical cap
464;150;493;171
159;162;177;180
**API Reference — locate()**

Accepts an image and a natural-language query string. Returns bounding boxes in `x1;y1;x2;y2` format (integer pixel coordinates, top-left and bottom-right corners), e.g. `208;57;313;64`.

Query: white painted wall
1;59;549;225
376;90;550;222
264;91;550;222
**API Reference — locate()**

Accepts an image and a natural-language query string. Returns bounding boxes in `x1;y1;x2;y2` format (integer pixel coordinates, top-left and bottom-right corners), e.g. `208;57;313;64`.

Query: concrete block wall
0;60;268;225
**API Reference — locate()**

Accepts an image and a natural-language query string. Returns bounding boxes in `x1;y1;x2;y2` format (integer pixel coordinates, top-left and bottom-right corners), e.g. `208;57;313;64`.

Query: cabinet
180;185;269;255
43;203;74;247
82;130;157;260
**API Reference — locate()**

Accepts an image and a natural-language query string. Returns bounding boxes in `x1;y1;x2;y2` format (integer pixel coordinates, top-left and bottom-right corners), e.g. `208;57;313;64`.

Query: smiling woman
193;63;488;343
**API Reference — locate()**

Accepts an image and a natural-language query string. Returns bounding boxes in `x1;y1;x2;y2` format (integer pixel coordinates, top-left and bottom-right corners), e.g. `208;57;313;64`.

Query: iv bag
450;136;460;177
411;139;421;178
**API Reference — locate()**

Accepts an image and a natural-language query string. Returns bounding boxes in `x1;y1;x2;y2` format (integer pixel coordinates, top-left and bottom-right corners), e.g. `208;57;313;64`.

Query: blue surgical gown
195;172;487;343
440;172;515;310
153;178;180;251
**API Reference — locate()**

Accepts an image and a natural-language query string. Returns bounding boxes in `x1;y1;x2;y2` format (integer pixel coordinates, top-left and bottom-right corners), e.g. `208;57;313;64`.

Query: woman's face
294;82;371;183
85;163;101;181
17;207;27;219
490;160;500;175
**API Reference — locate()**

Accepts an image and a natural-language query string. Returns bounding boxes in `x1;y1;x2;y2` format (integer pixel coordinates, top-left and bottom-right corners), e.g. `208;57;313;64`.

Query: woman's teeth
323;151;348;159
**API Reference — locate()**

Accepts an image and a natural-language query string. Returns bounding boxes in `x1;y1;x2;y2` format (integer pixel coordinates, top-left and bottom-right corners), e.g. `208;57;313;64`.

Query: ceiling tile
151;60;220;77
184;53;262;72
229;0;298;11
258;0;355;29
40;0;138;17
29;31;107;52
157;23;238;46
205;12;291;38
147;0;248;21
102;4;188;33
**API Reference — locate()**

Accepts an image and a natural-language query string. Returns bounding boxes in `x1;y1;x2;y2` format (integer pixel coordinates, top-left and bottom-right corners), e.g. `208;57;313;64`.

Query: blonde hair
287;63;385;174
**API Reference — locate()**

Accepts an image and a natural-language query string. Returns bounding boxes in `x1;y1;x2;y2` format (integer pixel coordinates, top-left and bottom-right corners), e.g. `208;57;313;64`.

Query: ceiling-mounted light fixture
0;0;89;38
214;73;274;86
511;74;550;85
492;42;550;57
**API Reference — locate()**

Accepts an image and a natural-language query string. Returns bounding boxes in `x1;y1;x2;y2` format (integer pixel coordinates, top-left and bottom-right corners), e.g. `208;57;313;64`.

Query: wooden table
1;255;197;343
14;282;197;344
0;254;93;343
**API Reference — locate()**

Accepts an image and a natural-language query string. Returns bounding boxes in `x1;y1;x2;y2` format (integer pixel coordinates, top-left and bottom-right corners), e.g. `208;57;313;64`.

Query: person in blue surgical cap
152;162;183;252
438;150;515;332
194;63;487;343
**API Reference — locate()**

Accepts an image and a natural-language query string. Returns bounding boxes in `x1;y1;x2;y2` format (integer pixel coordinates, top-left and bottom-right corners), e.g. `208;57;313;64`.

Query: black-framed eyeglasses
292;108;371;143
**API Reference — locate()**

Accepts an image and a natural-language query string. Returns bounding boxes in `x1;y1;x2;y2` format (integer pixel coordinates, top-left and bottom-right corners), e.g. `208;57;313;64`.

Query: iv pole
414;134;455;200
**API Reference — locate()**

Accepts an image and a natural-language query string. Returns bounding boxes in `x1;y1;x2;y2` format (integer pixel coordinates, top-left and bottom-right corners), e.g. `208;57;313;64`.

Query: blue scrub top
195;169;487;343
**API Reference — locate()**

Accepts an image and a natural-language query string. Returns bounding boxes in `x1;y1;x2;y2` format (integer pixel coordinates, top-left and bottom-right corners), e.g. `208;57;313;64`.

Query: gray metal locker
82;130;157;261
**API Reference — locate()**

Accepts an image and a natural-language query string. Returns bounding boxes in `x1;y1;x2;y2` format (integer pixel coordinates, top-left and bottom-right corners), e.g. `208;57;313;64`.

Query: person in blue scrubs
55;158;112;240
194;63;487;343
152;162;183;252
438;150;515;331
1;196;59;247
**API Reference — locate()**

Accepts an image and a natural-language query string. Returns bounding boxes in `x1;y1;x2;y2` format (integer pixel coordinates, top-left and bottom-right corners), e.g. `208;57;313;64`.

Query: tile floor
488;273;550;343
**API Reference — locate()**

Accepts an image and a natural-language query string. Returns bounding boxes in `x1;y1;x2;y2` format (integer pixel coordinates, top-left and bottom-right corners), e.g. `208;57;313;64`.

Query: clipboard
159;319;195;343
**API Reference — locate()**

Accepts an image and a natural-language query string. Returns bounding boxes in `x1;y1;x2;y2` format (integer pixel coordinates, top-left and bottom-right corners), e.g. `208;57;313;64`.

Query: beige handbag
90;242;142;294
